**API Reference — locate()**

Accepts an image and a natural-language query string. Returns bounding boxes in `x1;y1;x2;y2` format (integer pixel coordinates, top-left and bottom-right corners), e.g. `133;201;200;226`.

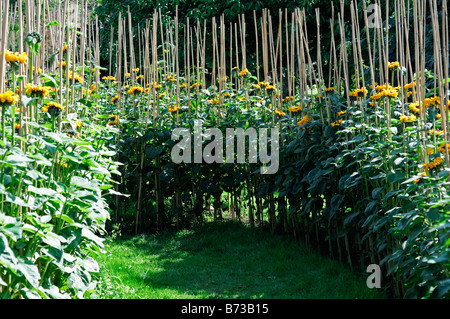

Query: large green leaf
0;233;18;273
326;194;345;222
28;185;57;197
17;258;41;289
387;172;406;184
145;144;164;160
70;176;100;192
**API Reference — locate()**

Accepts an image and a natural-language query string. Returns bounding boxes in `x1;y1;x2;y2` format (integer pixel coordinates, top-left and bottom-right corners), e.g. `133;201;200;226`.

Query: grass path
95;221;386;299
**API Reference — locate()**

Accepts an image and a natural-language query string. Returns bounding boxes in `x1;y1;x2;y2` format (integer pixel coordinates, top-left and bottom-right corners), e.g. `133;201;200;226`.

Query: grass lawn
94;221;386;299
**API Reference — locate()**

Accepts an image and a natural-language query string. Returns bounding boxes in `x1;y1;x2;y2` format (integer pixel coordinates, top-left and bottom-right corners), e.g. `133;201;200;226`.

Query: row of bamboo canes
1;0;448;150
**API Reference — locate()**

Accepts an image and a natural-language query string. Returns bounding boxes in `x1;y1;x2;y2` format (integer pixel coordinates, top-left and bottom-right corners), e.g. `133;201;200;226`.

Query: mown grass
94;221;386;299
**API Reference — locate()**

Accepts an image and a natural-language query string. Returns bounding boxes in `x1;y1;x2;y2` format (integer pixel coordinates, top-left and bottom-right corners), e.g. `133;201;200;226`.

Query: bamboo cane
253;11;259;83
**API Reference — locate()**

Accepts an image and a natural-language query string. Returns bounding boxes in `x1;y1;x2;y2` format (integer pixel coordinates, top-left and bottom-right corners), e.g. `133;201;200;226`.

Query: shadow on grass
97;221;387;299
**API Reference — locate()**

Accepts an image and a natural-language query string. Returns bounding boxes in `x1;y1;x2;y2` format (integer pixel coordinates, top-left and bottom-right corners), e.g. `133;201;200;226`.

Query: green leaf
42;234;64;267
393;157;406;166
41;285;70;299
7;154;34;165
79;256;99;273
387;172;405;184
67;266;91;295
327;194;345;222
1;221;23;242
70;176;100;191
16;75;26;84
20;288;42;299
81;228;104;247
46;21;59;27
144;145;163;160
0;233;18;273
17;258;41;289
108;188;130;197
54;213;74;225
28;185;57;197
40;73;58;87
433;279;450;298
371;187;384;199
2;192;28;207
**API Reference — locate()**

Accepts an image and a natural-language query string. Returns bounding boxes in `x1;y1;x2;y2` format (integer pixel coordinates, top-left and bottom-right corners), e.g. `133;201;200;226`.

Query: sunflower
127;86;144;95
297;114;310;127
404;81;416;90
168;104;180;113
239;68;249;77
274;109;285;116
423;96;440;107
409;102;421;114
370;88;398;101
331;118;343;127
399;114;416;122
42;101;64;116
283;96;295;102
4;50;27;64
383;88;399;98
190;82;201;90
388;61;400;69
148;82;162;90
288;105;302;113
349;87;367;98
65;70;83;83
107;115;118;126
208;99;219;105
111;95;119;103
102;75;116;81
437;143;450;154
375;83;392;91
0;91;19;105
423;157;443;171
429;129;444;136
66;130;81;139
25;84;51;98
87;84;96;95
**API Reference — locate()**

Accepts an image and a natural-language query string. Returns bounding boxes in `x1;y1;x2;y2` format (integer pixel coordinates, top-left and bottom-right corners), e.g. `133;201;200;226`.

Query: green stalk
11;64;17;146
1;102;5;144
